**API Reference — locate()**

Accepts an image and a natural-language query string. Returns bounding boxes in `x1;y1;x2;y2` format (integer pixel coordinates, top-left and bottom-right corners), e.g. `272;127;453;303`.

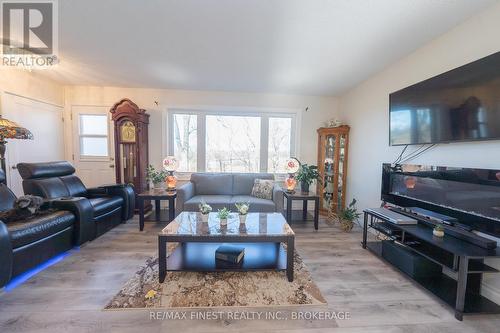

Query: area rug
105;245;326;309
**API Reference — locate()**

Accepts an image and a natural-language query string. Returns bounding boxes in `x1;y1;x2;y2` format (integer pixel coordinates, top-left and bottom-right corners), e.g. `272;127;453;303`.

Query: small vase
200;213;209;222
433;229;444;237
239;214;247;224
220;218;227;226
301;182;310;193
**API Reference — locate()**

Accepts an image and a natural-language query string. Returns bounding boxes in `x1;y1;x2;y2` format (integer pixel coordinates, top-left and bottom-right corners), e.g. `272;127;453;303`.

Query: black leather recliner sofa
17;161;135;240
0;169;80;288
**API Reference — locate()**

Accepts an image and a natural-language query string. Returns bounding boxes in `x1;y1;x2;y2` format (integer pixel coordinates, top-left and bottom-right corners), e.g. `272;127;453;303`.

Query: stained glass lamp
284;157;300;193
163;156;179;191
0;117;33;180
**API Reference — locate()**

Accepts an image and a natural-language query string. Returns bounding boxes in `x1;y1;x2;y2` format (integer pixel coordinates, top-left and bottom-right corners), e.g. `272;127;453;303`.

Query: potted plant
235;202;250;223
296;163;320;193
217;207;231;225
198;201;212;222
329;198;361;232
433;224;445;237
146;165;168;189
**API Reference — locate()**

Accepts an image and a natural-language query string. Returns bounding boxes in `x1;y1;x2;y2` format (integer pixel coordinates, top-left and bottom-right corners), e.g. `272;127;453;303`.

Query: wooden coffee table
158;212;295;282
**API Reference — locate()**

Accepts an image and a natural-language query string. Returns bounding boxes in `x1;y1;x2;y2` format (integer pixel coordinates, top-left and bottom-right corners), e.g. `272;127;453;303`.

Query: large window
79;114;109;157
168;110;296;173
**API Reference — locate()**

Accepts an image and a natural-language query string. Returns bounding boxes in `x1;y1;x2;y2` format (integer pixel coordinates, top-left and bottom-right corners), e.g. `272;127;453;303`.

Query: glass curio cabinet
317;125;350;213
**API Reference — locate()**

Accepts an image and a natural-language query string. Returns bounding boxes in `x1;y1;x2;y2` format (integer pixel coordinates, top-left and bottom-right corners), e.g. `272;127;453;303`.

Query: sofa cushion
233;173;274;195
8;211;75;248
231;195;276;212
89;196;123;217
251;179;274;200
183;195;232;211
191;173;233;195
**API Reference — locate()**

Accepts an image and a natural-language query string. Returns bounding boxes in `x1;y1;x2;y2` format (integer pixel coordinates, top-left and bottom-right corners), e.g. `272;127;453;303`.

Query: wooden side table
283;191;319;230
137;189;177;231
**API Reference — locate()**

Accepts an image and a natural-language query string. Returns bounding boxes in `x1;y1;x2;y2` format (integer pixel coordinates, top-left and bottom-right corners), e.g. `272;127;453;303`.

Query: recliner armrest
89;184;135;221
87;187;107;197
176;182;194;213
49;197;95;244
0;219;13;288
272;184;284;214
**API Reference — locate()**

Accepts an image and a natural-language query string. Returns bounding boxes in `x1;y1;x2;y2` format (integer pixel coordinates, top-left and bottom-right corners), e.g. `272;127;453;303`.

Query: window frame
166;107;298;175
78;113;110;160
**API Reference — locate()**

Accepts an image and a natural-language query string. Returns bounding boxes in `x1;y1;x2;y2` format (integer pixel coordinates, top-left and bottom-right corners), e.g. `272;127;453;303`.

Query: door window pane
80;115;108;135
267;117;292;173
173;114;197;172
206;115;260;172
81;137;108;156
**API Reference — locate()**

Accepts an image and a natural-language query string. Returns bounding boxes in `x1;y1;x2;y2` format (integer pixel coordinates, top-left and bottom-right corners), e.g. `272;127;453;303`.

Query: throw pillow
251;179;274;200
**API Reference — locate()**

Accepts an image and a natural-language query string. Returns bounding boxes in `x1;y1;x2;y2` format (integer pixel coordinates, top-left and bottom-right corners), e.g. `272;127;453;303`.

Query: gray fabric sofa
176;173;284;213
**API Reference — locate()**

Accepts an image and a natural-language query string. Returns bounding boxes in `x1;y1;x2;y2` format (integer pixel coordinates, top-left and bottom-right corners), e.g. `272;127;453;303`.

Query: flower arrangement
199;201;212;215
217;207;231;225
199;201;212;222
146;165;168;188
235;202;250;223
235;202;250;215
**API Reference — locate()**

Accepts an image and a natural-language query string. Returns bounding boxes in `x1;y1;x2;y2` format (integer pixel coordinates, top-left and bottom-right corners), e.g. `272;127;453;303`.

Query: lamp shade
162;156;178;172
0;117;33;142
284;158;300;174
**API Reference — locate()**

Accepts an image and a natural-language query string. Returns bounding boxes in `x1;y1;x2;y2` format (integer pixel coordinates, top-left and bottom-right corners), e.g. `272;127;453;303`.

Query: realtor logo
1;0;58;68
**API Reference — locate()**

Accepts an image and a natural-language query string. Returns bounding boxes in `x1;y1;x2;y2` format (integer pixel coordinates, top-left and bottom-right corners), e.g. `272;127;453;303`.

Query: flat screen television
381;163;500;237
389;51;500;146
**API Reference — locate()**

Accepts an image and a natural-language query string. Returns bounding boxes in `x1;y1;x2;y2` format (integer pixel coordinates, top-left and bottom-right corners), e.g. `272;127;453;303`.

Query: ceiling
41;0;497;96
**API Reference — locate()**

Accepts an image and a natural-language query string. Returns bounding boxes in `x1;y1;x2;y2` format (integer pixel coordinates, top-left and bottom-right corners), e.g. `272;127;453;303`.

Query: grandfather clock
110;99;150;206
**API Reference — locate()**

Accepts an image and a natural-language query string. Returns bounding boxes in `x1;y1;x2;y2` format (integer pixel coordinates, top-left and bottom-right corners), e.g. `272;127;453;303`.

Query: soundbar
365;207;417;225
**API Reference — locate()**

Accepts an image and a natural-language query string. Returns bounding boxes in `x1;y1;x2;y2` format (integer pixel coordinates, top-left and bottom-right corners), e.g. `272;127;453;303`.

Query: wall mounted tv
389;51;500;146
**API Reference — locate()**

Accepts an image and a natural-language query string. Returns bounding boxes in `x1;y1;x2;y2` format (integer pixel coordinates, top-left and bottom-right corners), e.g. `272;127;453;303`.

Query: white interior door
1;93;65;196
72;106;116;188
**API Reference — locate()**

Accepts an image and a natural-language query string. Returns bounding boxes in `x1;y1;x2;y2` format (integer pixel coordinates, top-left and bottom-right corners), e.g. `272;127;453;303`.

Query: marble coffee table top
160;212;294;237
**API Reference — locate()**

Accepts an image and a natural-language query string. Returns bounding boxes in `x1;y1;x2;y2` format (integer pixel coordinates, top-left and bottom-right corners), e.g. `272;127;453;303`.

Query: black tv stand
362;209;500;321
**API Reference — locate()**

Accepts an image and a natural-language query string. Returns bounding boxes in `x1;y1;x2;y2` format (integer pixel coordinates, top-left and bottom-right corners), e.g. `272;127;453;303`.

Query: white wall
339;2;500;303
65;86;339;169
0;68;64;107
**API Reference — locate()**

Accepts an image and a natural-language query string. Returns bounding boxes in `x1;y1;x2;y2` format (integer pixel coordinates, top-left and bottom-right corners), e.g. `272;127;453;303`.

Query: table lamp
163;156;179;191
284;157;300;193
0;117;33;182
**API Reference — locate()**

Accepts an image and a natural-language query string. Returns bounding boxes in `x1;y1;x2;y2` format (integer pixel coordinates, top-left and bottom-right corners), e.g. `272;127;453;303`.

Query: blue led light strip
3;247;79;292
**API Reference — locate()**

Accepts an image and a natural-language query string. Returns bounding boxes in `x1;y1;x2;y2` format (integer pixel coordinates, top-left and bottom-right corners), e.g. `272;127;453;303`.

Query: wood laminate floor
1;215;499;333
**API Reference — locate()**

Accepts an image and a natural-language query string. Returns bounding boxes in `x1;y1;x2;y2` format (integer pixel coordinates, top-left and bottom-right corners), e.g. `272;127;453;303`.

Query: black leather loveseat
17;161;135;240
0;169;79;288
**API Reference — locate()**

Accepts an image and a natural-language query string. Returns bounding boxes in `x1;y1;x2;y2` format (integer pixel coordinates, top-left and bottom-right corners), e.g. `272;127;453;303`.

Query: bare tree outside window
268;117;292;173
206;115;260;172
173;114;197;171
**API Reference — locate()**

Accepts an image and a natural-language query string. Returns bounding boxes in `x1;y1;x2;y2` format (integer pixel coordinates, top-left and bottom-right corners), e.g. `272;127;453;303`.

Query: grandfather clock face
120;120;136;143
